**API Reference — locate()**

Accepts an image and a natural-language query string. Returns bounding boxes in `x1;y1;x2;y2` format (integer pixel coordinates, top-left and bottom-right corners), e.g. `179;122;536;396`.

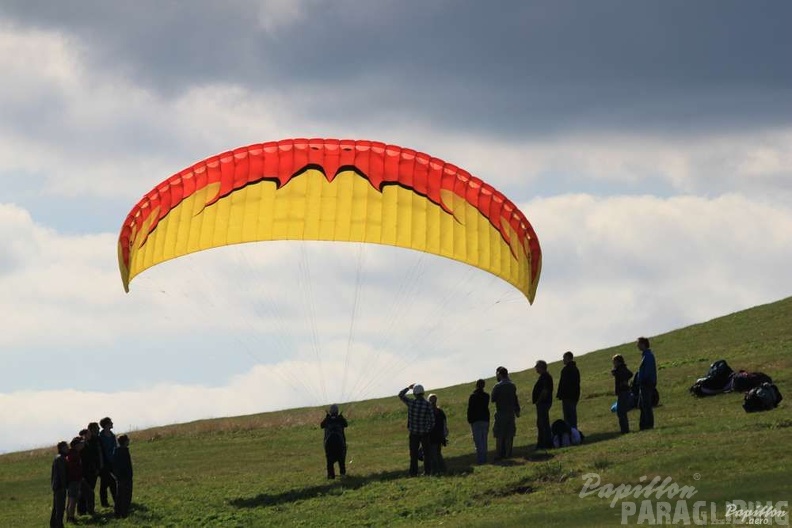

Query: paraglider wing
118;138;542;302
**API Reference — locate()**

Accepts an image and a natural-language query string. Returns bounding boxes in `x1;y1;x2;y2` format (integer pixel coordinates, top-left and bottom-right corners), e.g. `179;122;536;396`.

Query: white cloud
0;349;482;454
419;130;792;204
2;191;790;452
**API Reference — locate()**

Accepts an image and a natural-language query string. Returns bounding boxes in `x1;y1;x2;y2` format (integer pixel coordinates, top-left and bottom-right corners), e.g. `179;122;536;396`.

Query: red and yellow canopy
118;138;541;302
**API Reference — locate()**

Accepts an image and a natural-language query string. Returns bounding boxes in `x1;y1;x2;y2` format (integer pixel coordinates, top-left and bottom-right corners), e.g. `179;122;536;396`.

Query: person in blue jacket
635;337;657;430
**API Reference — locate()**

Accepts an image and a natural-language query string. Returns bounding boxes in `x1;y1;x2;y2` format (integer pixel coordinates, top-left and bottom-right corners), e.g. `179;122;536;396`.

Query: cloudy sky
1;1;791;453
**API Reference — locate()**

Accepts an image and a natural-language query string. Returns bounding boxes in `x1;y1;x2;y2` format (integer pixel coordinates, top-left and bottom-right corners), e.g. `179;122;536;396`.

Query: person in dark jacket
556;351;581;429
320;404;348;479
78;423;101;516
612;354;633;434
532;360;554;449
98;417;117;508
65;437;84;523
427;394;448;474
113;434;134;518
635;337;657;430
50;441;68;528
491;367;520;460
466;379;490;464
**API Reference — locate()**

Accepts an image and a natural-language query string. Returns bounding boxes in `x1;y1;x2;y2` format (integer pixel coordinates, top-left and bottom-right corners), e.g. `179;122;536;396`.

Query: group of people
458;357;579;460
319;338;658;478
396;337;658;475
50;416;133;527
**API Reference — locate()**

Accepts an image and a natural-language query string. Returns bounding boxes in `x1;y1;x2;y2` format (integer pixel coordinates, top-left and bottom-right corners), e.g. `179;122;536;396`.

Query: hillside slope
2;296;791;527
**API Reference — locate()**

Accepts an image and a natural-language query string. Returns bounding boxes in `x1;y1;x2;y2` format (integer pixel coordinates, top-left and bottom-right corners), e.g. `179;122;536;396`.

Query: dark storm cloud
2;0;791;137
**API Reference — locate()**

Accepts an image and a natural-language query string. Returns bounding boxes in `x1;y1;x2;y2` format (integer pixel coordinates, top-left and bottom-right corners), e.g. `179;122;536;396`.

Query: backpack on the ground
689;359;735;397
742;382;783;413
551;419;572;448
732;371;773;393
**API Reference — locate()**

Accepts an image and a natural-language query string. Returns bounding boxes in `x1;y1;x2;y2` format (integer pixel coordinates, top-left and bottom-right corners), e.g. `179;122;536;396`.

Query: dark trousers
408;433;432;476
99;466;116;506
638;385;655;430
429;442;446;474
326;456;346;478
78;472;97;515
470;421;489;464
325;446;346;478
535;402;552;449
616;391;631;433
561;399;578;429
51;489;66;528
114;479;133;518
495;434;514;459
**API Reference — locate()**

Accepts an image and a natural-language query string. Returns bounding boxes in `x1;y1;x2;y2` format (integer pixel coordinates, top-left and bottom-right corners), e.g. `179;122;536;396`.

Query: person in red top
65;437;84;522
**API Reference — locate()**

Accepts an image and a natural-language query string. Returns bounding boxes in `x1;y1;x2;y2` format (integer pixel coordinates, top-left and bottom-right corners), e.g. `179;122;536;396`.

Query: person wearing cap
65;436;85;522
491;366;520;459
398;383;435;476
532;360;554;449
50;441;69;528
320;404;348;479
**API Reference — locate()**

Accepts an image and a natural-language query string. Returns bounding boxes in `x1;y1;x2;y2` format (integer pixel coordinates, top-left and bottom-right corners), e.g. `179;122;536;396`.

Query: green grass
2;296;791;527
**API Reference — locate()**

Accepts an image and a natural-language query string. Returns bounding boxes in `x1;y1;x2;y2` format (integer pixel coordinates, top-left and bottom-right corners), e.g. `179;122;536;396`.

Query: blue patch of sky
0;334;275;393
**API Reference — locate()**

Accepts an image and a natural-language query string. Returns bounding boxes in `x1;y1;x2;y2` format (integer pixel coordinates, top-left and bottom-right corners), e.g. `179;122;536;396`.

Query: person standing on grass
427;394;448;474
635;337;657;430
65;436;85;523
98;417;117;507
113;435;134;518
398;383;435;476
466;379;490;464
50;441;69;528
532;360;553;450
491;366;520;460
556;351;581;429
611;354;633;434
78;423;101;516
320;404;348;479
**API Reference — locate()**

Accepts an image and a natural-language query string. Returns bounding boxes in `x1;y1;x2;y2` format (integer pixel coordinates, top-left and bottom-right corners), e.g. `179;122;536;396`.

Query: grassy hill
2;296;791;527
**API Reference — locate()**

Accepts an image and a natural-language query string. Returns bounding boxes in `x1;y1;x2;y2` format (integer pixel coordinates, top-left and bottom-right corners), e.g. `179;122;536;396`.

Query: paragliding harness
743;382;783;413
689;358;775;400
689;359;734;397
550;419;584;448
